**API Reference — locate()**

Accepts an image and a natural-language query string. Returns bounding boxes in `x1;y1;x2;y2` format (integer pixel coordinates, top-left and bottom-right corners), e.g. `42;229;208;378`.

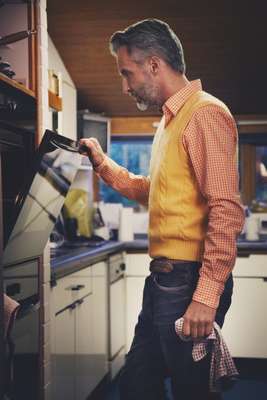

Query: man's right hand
78;138;105;169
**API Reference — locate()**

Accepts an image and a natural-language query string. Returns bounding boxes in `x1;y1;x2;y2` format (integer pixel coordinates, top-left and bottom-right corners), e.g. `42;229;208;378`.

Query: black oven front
0;120;35;247
0;121;38;399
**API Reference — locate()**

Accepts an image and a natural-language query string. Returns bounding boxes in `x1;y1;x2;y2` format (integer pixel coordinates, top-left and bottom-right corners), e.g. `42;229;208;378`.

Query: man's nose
122;79;130;95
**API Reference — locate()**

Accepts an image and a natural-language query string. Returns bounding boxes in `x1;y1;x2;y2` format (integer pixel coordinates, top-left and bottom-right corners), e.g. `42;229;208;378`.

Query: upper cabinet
0;0;37;98
48;36;77;140
0;0;37;132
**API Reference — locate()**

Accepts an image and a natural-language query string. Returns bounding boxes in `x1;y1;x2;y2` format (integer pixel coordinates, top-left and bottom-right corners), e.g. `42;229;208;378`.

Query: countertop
50;238;267;281
51;240;124;280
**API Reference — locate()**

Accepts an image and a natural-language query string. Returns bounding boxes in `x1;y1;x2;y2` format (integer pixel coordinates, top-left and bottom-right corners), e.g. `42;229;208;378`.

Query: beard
136;101;149;111
130;81;160;111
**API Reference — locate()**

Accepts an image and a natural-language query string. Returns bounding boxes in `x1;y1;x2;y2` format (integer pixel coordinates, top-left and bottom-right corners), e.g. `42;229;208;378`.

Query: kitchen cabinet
125;254;151;352
222;255;267;358
91;261;108;387
48;36;77;140
51;261;108;400
76;293;94;400
52;306;76;400
108;253;126;379
125;252;267;359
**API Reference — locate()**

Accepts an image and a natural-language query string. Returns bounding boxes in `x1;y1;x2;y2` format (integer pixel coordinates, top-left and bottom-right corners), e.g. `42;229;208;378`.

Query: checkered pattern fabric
175;317;239;392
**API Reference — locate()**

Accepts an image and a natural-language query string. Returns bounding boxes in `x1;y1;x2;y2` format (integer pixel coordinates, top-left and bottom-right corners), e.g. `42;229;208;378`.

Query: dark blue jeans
119;261;233;400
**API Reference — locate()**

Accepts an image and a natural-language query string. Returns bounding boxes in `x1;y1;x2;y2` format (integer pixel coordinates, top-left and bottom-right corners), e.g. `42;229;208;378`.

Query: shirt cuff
192;275;225;309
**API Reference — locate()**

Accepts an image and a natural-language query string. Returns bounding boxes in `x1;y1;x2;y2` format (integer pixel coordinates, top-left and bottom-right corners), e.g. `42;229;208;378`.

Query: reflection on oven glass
3;134;81;266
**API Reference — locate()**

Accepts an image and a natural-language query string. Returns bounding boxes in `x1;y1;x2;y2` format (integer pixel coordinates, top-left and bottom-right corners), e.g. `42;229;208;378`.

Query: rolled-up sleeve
183;105;245;308
95;156;150;206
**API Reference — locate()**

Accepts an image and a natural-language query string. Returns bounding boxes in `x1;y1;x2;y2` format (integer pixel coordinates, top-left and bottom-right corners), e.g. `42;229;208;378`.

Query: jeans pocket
153;272;191;294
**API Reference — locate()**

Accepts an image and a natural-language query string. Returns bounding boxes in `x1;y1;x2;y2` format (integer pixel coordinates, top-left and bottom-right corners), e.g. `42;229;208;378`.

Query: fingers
78;138;105;168
181;301;216;340
182;318;191;337
78;138;98;154
182;318;206;339
204;321;213;337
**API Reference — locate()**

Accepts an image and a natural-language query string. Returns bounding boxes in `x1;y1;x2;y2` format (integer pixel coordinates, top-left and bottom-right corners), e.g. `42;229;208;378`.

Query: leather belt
150;257;198;273
149;258;175;273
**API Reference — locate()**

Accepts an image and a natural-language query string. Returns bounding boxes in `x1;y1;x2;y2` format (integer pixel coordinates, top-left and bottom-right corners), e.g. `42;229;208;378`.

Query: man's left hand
182;300;216;339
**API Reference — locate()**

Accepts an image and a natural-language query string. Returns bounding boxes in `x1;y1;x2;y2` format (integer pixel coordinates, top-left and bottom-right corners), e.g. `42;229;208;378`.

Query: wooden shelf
0;73;35;98
235;114;267;134
48;90;62;111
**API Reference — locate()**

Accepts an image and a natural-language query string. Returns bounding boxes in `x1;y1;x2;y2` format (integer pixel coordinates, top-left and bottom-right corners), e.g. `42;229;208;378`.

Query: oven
0;121;35;244
108;253;126;379
0;121;36;398
0;125;83;398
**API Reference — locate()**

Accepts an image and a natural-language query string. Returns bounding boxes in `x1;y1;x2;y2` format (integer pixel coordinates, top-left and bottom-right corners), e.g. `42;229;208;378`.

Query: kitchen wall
48;36;77;140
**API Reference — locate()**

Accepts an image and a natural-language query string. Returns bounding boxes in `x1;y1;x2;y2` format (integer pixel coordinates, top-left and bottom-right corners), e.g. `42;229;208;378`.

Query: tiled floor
106;379;267;400
105;359;267;400
223;380;267;399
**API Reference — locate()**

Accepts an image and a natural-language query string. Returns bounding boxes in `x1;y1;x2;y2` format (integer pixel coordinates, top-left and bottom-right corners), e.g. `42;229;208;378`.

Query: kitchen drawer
53;266;92;313
233;255;267;277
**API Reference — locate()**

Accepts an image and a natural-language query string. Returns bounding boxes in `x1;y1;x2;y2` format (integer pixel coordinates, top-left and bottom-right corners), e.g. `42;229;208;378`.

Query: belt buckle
149;258;173;273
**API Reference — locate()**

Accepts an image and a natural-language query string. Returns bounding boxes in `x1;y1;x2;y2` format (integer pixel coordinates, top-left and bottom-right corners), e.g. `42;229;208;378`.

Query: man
79;19;244;400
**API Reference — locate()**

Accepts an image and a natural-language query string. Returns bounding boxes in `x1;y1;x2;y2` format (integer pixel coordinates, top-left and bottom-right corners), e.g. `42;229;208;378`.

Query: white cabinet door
51;308;76;400
125;253;150;352
110;277;125;357
222;277;267;358
75;293;94;400
125;253;151;276
91;262;108;386
125;277;146;352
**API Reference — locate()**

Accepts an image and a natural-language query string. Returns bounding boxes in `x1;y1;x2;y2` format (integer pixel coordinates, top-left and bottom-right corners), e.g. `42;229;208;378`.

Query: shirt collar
162;79;202;122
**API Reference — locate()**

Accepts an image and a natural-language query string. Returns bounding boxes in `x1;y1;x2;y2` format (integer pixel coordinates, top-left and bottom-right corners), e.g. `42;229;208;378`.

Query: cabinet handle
263;278;267;282
69;302;76;310
70;284;85;291
120;263;126;271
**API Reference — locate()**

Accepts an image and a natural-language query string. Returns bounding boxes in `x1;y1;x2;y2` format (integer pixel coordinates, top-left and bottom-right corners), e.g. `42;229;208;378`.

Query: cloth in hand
175;317;239;392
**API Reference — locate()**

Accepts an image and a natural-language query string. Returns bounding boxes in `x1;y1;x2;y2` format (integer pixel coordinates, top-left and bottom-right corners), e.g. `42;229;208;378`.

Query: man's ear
149;56;161;75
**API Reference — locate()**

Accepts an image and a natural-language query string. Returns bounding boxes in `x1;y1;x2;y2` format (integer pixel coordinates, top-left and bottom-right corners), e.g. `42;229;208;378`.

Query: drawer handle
69;302;76;310
71;284;85;291
120;263;126;271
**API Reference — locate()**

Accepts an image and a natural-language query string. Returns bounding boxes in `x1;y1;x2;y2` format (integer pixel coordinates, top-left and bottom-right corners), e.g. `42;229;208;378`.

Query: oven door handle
17;300;40;319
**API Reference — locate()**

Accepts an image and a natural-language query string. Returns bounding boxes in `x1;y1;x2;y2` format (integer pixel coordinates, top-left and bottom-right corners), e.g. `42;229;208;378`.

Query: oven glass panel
3;130;82;266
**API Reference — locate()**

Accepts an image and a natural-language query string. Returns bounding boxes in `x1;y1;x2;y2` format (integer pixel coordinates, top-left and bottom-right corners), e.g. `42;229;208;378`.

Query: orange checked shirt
95;80;245;308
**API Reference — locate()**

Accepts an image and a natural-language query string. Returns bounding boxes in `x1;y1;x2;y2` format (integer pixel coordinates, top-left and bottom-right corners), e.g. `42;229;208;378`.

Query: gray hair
109;19;186;73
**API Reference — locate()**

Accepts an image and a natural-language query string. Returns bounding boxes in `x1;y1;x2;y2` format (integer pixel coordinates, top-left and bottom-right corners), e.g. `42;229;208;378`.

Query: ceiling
47;0;267;117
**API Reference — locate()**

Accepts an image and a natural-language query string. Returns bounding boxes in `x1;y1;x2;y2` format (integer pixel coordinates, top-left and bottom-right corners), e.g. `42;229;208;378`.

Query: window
255;146;267;201
100;136;153;207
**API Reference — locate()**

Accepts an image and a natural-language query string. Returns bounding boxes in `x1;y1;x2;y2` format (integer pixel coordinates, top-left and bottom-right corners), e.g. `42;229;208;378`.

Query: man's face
116;46;161;111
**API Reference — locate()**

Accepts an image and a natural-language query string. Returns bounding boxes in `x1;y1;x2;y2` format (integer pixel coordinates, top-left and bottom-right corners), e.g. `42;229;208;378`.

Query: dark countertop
51;241;124;280
50;238;267;281
125;238;267;255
